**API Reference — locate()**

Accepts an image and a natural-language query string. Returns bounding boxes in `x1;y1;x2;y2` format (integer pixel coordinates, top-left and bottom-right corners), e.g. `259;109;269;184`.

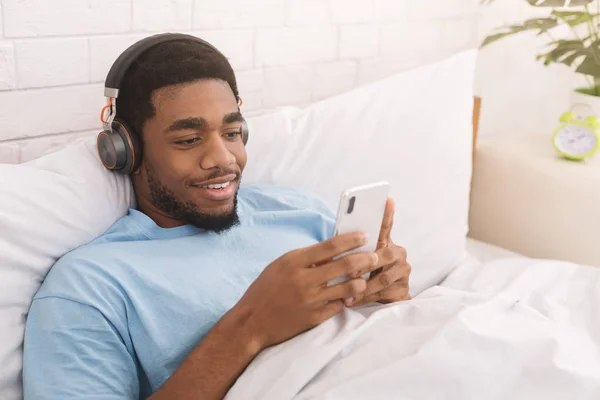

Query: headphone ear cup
241;118;249;146
112;119;142;174
97;129;128;171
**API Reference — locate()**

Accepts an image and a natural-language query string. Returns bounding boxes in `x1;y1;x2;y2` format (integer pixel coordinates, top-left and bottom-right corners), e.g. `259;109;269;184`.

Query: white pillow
0;49;476;399
243;49;477;296
0;139;133;400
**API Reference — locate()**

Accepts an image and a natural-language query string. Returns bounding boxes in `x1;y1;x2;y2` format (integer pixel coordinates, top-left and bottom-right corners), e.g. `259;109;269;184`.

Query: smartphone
329;181;390;286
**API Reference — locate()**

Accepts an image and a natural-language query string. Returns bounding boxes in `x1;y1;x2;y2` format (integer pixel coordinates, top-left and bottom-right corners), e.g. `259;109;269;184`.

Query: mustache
198;168;241;182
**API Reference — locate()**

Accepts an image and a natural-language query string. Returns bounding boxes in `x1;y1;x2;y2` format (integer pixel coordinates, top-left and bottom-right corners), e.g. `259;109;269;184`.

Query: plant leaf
552;10;597;28
481;17;559;47
526;0;594;6
575;40;600;77
481;0;594;5
537;39;587;66
576;56;600;76
561;50;588;66
529;17;561;33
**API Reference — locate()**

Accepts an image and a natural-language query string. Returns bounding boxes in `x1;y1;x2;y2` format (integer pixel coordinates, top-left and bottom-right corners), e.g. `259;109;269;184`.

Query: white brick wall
314;61;358;101
0;2;3;39
255;26;338;67
15;39;89;88
0;0;488;163
0;85;103;141
285;0;330;27
340;25;379;59
0;43;15;90
2;0;131;37
193;30;254;70
132;0;193;32
194;0;286;29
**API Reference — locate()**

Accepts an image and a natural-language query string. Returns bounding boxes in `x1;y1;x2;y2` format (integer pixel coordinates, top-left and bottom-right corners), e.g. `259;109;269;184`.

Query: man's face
133;79;247;233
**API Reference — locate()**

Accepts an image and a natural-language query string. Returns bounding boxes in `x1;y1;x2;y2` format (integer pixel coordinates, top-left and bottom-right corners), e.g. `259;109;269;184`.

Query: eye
175;137;200;145
224;130;241;139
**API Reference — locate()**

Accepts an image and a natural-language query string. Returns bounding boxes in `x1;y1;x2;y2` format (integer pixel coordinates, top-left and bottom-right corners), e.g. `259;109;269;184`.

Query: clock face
554;125;598;157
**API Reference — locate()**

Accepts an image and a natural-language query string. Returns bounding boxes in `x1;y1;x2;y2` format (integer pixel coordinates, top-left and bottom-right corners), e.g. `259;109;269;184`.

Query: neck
134;192;187;229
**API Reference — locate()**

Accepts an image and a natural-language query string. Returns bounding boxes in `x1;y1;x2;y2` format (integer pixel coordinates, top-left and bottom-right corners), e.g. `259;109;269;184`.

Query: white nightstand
468;134;600;268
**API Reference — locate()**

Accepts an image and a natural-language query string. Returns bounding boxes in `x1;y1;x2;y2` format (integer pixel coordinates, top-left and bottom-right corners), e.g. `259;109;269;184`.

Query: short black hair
115;38;239;137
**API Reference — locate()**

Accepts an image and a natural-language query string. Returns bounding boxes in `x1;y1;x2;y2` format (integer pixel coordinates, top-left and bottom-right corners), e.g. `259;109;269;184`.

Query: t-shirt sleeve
23;296;140;400
298;189;337;240
310;194;336;238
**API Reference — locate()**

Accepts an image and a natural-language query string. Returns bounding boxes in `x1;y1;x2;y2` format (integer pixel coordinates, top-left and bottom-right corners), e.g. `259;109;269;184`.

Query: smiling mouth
190;177;239;201
192;180;234;190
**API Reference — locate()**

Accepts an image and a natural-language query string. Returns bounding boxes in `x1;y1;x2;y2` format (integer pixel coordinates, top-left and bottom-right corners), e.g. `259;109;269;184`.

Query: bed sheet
225;253;600;400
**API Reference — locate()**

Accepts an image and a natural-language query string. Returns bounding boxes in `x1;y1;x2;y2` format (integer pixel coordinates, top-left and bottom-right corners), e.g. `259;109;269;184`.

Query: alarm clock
552;111;600;161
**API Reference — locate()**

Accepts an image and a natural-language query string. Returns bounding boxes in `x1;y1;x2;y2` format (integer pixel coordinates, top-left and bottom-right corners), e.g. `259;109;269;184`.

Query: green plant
481;0;600;96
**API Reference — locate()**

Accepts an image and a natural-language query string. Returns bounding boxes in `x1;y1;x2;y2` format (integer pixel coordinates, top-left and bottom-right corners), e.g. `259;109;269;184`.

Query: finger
377;198;395;250
315;251;379;284
354;279;410;306
318;278;368;303
314;300;345;325
375;245;407;270
363;262;410;299
377;279;411;304
289;232;367;267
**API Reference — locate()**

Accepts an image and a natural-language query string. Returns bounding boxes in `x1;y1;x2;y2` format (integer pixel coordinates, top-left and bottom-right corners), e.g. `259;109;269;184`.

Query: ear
132;157;144;176
559;112;576;123
132;162;143;176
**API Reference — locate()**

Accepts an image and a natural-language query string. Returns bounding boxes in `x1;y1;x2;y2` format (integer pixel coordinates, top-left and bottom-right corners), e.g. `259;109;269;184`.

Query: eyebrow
223;111;244;124
165;112;244;134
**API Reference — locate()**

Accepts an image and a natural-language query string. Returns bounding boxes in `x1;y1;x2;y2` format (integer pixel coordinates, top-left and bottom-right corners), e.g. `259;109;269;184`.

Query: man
23;36;411;399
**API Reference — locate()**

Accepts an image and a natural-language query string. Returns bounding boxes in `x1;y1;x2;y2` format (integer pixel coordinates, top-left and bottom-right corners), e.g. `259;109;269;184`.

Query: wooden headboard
472;96;481;164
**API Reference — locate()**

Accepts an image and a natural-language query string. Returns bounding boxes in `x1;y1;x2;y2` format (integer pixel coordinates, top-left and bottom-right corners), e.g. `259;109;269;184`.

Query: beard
145;163;241;234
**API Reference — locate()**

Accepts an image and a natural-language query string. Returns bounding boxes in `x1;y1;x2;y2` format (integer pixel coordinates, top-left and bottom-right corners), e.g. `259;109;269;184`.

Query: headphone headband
98;33;250;174
104;33;223;99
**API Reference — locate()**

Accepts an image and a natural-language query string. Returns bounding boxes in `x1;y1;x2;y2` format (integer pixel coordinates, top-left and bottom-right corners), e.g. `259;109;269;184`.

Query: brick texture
256;27;338;67
0;43;16;90
15;38;88;88
339;25;379;59
0;85;103;141
0;3;4;39
0;0;490;163
2;0;131;37
132;0;193;32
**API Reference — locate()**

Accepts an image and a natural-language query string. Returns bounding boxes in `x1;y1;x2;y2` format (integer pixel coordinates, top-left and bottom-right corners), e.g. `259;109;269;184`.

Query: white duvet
225;256;600;400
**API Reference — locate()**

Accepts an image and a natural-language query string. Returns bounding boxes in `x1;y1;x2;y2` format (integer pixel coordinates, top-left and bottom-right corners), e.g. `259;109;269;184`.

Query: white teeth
200;181;231;189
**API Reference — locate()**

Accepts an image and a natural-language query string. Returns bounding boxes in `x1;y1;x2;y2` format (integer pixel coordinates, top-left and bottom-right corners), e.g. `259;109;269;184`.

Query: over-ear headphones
97;33;249;174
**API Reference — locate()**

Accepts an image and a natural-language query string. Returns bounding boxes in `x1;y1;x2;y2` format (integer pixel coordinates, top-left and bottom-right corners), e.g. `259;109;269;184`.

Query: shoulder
239;184;335;214
34;237;130;307
89;210;151;245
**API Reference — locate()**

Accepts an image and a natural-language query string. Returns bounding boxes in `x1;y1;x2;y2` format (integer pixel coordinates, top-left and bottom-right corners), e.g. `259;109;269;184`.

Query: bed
2;49;599;399
224;241;600;399
221;57;600;399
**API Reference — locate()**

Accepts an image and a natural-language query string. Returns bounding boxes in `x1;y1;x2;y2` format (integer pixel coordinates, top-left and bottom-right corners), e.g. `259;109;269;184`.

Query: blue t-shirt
23;184;336;399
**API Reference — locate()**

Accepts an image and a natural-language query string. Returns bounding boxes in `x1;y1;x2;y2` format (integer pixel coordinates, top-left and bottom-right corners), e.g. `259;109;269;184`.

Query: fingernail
361;233;369;244
344;297;354;306
372;252;379;265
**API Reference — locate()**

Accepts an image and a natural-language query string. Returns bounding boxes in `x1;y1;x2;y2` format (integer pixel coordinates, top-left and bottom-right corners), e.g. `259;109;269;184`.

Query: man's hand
152;206;408;400
230;232;383;352
351;198;412;306
152;233;382;400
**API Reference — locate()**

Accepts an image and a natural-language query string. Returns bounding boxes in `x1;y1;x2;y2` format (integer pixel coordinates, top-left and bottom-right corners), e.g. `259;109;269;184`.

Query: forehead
151;79;238;121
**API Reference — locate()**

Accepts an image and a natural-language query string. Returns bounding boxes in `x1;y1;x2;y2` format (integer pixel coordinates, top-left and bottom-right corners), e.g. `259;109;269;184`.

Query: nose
200;133;236;170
